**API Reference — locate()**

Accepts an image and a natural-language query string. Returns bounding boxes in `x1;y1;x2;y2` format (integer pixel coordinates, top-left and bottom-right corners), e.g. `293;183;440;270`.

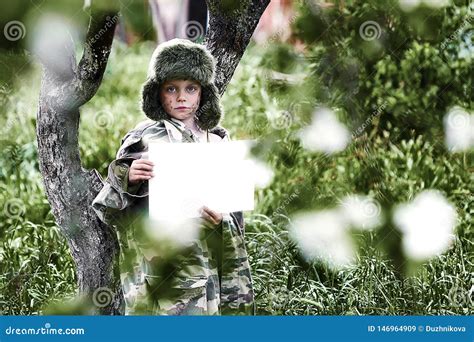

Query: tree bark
205;0;271;95
36;0;269;315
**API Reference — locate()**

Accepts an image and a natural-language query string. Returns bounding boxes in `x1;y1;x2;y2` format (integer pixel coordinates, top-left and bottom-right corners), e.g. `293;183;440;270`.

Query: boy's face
159;79;201;122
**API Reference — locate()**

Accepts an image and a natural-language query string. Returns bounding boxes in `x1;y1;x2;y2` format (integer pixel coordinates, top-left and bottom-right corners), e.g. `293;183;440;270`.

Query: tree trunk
36;8;123;315
36;0;270;315
205;0;271;95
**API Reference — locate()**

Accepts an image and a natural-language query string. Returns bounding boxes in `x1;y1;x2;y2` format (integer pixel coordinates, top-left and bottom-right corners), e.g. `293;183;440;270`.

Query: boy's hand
129;159;154;185
200;206;223;226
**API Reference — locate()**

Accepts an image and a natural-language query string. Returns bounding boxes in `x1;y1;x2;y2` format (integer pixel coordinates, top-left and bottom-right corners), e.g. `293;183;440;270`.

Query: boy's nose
177;91;186;101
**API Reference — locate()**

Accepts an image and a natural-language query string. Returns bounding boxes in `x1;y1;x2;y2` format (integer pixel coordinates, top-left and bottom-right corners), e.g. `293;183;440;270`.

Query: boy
92;39;255;315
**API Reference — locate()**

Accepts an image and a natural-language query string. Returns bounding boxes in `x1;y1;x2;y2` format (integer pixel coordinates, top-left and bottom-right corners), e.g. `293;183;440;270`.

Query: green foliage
232;0;472;314
0;220;76;314
293;0;473;139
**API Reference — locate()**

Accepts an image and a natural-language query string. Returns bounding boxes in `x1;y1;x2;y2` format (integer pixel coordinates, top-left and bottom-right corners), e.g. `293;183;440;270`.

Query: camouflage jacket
92;118;255;315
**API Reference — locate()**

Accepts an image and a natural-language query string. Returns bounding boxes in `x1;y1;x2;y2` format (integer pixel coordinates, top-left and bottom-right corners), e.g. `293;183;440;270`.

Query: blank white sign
148;140;255;220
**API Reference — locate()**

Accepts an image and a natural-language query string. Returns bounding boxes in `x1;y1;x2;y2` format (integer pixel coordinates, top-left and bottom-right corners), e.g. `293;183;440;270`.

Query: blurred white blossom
289;193;384;269
443;106;474;152
394;190;458;261
339;194;383;230
123;284;138;305
289;209;356;270
399;0;449;11
145;218;201;248
29;14;78;78
424;0;450;8
399;0;421;11
298;108;350;154
250;158;275;188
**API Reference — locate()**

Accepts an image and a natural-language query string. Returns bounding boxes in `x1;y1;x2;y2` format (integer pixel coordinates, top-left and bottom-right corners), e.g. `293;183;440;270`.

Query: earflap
195;83;223;130
140;79;169;121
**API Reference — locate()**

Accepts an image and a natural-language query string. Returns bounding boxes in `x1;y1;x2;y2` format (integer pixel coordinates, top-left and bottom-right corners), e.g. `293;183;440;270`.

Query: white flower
30;14;79;79
394;190;458;261
423;0;449;8
250;158;274;188
289;209;355;270
399;0;449;11
298;108;350;154
399;0;421;11
123;285;138;303
339;194;383;230
443;106;474;152
145;218;201;248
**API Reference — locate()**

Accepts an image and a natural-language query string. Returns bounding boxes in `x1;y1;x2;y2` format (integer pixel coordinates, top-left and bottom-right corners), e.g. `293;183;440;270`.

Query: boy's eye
165;86;176;92
186;86;197;92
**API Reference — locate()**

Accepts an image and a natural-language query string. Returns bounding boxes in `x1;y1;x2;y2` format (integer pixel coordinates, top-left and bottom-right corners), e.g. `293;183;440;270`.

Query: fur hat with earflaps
141;38;223;130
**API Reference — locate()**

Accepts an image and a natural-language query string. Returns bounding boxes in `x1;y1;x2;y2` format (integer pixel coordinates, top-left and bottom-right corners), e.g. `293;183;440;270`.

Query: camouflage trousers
120;215;255;315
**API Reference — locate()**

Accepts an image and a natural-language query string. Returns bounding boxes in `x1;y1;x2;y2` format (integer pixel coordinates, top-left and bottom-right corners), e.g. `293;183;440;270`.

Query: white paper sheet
148;140;255;220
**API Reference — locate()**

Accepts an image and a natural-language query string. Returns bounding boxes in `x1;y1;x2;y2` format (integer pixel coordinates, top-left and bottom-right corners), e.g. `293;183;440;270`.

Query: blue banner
0;316;472;342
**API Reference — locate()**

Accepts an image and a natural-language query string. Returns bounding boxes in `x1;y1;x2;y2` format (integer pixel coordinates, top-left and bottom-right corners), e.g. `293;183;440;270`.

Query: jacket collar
164;117;208;143
163;118;186;142
168;117;186;129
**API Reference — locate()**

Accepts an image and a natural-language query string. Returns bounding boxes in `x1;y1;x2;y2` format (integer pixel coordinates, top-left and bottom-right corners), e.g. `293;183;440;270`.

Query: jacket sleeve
91;129;149;227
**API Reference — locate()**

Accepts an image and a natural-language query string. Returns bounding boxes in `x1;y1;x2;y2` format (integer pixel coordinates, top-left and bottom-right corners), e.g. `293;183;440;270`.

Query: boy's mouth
175;106;189;110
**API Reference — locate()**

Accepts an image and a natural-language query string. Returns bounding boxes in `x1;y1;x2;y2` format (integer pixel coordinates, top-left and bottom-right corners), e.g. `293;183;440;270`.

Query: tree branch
45;9;119;111
75;11;120;104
